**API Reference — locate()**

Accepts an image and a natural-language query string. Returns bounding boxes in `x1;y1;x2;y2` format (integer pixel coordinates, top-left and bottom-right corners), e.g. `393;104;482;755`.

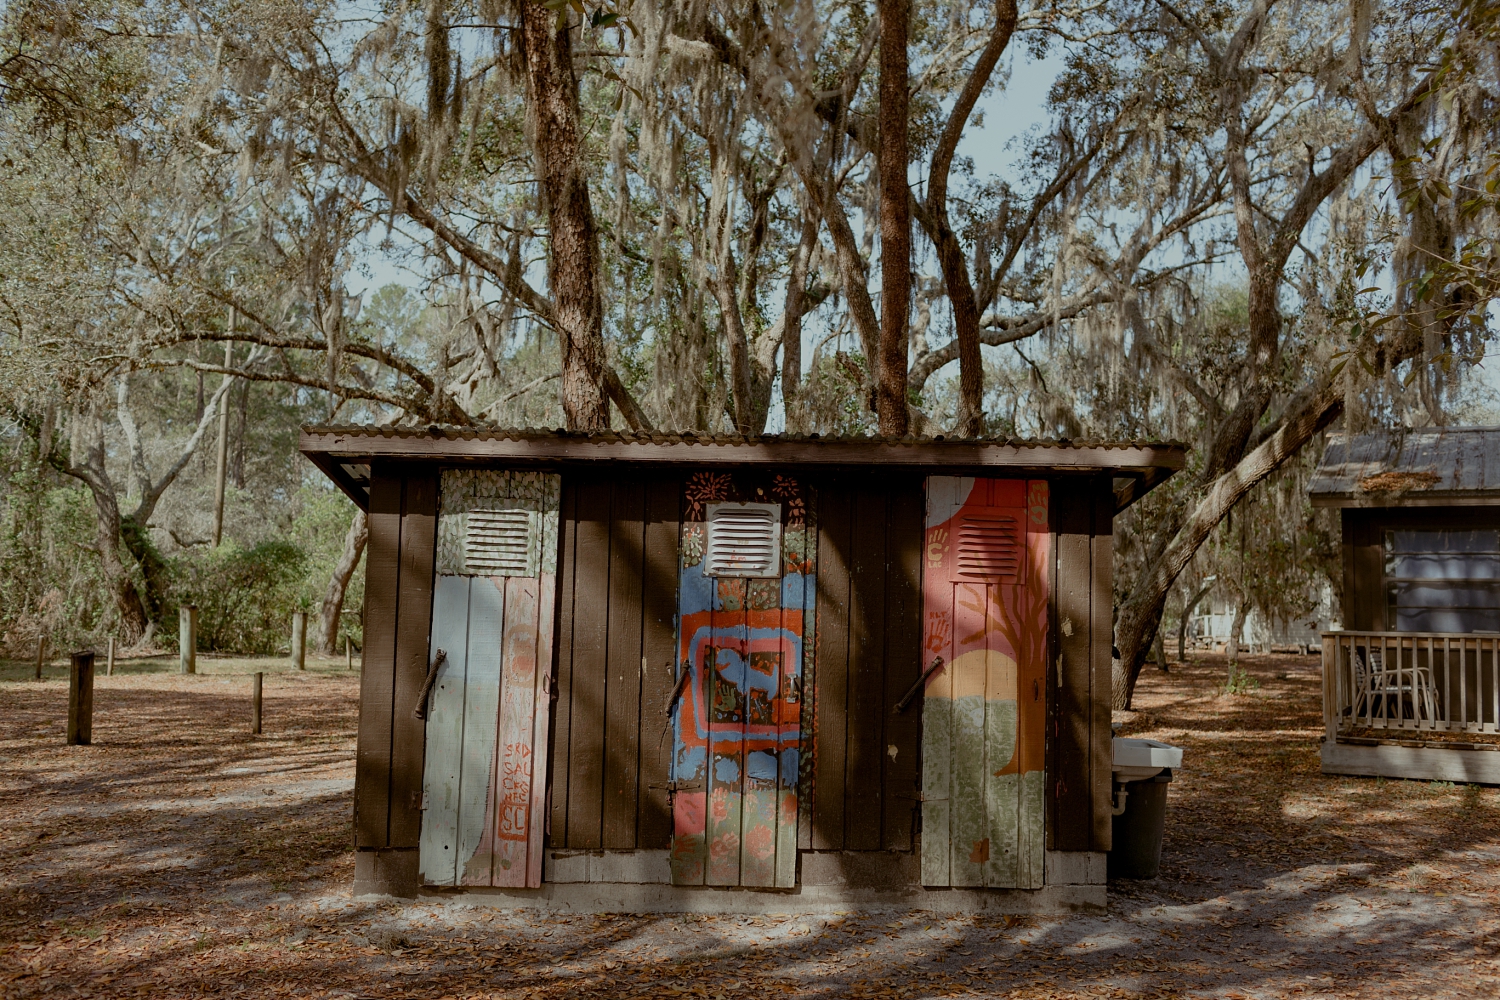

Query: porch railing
1322;631;1500;743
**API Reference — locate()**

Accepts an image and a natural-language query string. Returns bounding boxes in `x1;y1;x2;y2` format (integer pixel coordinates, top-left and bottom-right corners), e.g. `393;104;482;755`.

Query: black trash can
1108;768;1172;880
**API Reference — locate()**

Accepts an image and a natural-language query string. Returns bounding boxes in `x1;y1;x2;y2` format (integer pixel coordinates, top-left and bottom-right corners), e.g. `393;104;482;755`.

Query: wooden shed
300;426;1184;913
1311;427;1500;784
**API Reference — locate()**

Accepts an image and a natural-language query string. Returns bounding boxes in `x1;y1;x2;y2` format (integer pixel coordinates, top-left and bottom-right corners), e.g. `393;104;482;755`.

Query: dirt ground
3;651;1499;999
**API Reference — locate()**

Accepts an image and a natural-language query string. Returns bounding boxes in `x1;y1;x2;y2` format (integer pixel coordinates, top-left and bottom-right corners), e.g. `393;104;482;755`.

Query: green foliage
1224;667;1261;696
169;541;309;654
0;462;113;654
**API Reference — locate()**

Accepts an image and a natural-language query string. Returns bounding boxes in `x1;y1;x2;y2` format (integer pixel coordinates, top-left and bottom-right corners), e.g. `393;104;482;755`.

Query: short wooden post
345;633;353;670
106;637;115;676
34;635;44;680
291;612;307;671
252;671;263;734
67;650;95;745
179;605;197;675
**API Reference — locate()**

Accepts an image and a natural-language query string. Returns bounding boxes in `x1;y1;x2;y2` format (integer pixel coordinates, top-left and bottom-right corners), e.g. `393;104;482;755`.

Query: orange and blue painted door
670;473;815;887
418;470;558;888
921;477;1049;888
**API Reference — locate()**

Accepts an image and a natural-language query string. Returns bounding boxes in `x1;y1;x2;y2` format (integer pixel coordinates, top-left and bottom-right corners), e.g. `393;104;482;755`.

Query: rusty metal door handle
895;657;945;713
413;649;447;721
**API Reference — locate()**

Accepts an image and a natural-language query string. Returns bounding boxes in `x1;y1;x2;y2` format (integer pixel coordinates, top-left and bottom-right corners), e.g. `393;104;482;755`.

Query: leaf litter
1;653;1499;998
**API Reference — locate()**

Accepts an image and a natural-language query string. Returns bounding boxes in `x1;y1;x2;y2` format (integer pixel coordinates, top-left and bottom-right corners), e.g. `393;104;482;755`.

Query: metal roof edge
298;424;1187;470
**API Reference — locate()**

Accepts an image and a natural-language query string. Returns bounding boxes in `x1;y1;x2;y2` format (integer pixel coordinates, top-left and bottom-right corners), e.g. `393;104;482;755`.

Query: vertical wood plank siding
882;487;924;852
603;480;646;848
1089;477;1114;852
810;475;924;853
551;473;683;849
391;470;438;847
354;464;437;850
1050;487;1092;852
548;484;579;844
565;480;612;848
1047;475;1113;854
355;469;403;849
638;479;681;846
811;489;852;850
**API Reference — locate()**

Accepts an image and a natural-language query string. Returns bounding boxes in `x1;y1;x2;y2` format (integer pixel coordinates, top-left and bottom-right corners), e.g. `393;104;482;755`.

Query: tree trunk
714;247;755;434
518;2;609;432
318;510;368;655
875;0;910;436
1228;599;1248;673
1116;383;1345;704
118;515;171;625
780;214;818;432
918;0;1018;436
85;484;150;644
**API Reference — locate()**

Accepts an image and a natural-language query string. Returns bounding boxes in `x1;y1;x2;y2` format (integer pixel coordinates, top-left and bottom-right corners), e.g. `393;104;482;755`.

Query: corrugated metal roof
300;424;1188;513
302;423;1184;451
1309;427;1500;507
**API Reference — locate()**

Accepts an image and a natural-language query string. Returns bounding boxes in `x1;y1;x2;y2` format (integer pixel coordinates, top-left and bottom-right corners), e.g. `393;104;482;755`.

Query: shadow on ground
1;654;1497;999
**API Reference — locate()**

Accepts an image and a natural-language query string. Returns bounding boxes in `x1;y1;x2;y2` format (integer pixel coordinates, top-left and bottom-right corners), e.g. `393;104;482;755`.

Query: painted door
920;477;1049;888
670;473;815;887
418;470;559;888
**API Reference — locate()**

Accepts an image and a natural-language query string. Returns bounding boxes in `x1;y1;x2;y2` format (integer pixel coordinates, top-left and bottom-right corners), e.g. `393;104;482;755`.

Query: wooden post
252;671;263;734
291;611;307;671
179;605;197;675
67;650;95;745
34;635;44;680
106;637;115;677
346;633;353;671
212;333;233;548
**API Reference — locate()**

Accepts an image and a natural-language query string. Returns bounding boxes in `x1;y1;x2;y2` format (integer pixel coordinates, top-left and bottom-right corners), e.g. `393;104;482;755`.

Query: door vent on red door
956;512;1023;582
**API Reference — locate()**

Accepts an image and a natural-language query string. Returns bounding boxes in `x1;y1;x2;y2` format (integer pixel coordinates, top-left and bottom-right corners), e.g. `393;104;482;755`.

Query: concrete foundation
359;848;1109;913
354;848;420;897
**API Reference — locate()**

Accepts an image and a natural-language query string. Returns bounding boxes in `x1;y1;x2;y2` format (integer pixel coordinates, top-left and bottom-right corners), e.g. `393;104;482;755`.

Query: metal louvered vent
705;502;781;578
465;509;535;577
957;513;1023;581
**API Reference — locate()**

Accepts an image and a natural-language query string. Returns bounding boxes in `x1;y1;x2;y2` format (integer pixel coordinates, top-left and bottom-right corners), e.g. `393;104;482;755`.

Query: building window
1385;528;1500;632
704;502;781;578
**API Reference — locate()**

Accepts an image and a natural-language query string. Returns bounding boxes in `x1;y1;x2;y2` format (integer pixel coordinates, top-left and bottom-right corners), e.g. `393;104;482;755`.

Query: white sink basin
1112;737;1183;782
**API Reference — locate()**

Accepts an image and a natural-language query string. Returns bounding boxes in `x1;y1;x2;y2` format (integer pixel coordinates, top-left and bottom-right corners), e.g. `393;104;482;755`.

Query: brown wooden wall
353;464;1121;866
549;472;681;850
808;474;925;852
1048;474;1114;854
355;462;438;852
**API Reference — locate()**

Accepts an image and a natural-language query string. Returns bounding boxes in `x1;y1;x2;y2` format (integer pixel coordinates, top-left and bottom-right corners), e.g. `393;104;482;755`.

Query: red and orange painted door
669;473;814;888
418;470;558;888
921;477;1049;888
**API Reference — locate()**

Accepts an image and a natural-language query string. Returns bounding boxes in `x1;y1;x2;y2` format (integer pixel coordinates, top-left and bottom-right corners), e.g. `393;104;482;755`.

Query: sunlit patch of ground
2;652;1498;998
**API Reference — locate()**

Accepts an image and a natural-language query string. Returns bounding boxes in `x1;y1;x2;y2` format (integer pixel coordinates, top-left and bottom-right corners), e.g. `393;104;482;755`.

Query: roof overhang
301;425;1186;514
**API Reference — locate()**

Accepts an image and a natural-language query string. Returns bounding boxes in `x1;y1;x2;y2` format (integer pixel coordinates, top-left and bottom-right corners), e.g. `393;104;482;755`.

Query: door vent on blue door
705;503;781;578
465;509;536;577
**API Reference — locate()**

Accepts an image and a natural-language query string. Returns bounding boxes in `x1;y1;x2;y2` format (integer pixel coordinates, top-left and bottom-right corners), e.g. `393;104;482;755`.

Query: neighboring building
302;426;1184;912
1192;593;1339;652
1310;427;1500;783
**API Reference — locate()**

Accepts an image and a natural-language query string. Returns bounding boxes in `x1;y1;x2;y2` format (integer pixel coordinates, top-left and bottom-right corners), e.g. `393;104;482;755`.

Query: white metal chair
1353;645;1442;725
